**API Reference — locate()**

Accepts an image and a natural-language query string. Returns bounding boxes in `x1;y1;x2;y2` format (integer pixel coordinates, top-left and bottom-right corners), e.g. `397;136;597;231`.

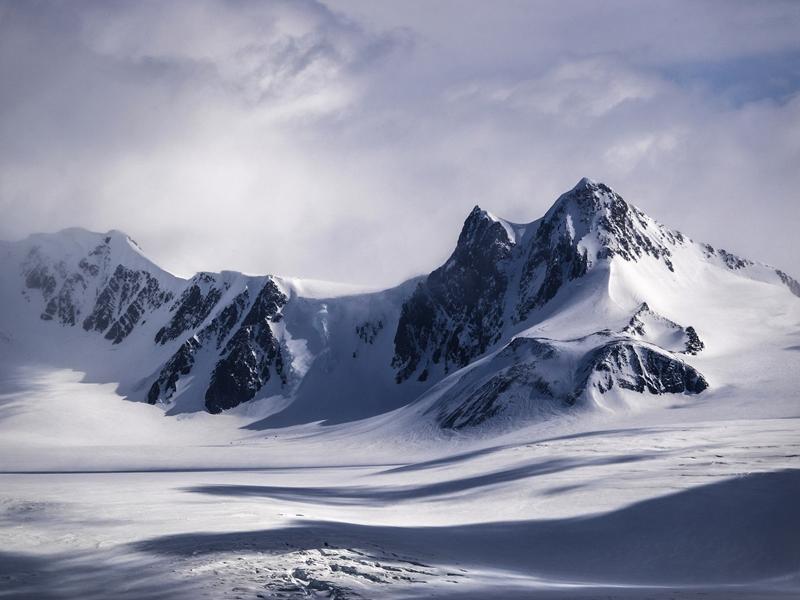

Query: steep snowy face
146;275;292;413
392;207;516;382
17;230;178;343
623;302;705;355
204;279;288;413
154;273;228;345
428;304;710;431
515;177;682;320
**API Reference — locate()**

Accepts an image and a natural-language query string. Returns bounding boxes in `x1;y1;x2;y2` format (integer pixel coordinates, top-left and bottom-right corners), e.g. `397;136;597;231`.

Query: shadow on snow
144;469;800;586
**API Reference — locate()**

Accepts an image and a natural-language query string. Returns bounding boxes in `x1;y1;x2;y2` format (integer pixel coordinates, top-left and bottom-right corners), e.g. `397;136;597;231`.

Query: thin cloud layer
1;0;798;285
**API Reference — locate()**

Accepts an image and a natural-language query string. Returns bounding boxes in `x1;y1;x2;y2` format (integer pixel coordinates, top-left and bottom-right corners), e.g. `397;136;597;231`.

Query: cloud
1;0;799;285
446;58;667;121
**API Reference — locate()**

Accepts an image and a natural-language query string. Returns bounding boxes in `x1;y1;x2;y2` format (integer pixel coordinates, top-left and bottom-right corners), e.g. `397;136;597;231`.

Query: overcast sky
1;0;799;285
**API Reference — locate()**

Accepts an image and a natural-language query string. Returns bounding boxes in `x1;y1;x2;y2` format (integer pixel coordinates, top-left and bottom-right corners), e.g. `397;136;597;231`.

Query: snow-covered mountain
1;178;798;432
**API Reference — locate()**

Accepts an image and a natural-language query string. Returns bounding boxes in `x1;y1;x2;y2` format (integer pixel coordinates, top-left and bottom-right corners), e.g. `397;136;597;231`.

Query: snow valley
1;178;798;599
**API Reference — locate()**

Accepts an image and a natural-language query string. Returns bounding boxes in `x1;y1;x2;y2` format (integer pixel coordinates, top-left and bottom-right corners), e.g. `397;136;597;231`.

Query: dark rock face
684;326;704;355
515;208;588;321
582;341;708;396
147;281;290;410
23;255;59;298
23;248;85;325
146;290;252;405
392;207;514;382
204;279;288;414
356;320;383;345
83;265;172;343
103;276;168;344
82;265;134;332
719;249;753;270
22;241;171;340
147;337;201;404
155;273;225;345
776;269;800;298
42;273;85;325
595;186;680;268
703;243;753;270
199;289;251;349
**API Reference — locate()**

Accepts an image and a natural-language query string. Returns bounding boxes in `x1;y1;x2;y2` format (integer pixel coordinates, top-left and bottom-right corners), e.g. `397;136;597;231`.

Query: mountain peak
104;228;139;246
20;227;141;258
458;204;524;245
551;177;619;212
573;176;598;190
459;205;517;250
465;204;499;225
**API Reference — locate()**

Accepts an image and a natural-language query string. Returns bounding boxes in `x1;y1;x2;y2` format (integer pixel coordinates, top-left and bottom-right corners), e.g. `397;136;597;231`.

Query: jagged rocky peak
447;205;517;273
458;205;517;251
22;232;113;317
512;179;613;320
393;179;676;383
392;205;516;383
388;178;796;421
20;228;175;340
546;176;623;219
514;177;685;321
544;177;684;265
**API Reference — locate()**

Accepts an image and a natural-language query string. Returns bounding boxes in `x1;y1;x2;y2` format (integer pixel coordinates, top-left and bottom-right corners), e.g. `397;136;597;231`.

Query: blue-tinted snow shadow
381;426;659;475
0;549;201;600
139;470;800;587
182;454;652;505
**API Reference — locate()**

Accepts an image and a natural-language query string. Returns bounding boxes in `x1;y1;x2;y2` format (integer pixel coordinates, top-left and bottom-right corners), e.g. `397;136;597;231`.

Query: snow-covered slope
2;179;799;599
386;178;799;432
1;178;798;433
0;229;425;423
6;228;179;337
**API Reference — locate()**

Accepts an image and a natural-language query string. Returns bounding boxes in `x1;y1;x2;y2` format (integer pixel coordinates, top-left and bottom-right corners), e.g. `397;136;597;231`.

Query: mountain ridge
1;178;798;432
